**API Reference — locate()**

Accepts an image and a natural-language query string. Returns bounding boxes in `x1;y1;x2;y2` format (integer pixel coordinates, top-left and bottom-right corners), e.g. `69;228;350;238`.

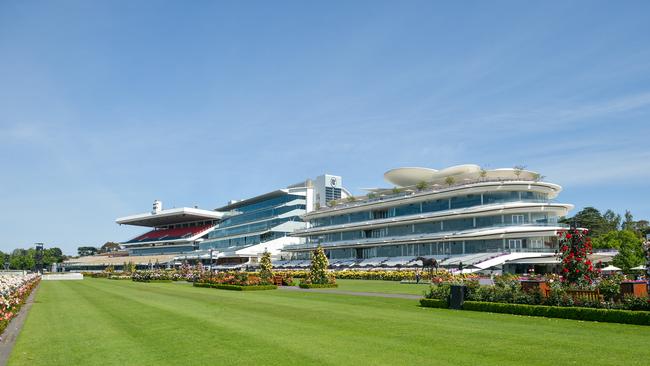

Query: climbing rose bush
558;228;599;287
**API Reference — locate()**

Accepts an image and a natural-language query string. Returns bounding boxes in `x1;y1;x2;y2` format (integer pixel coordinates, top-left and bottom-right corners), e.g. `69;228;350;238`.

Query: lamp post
35;243;44;274
209;249;214;273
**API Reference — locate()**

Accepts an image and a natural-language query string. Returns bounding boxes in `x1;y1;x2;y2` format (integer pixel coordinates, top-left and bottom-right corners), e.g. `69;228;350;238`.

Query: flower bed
132;270;175;282
0;273;41;335
108;275;132;280
277;269;477;282
193;283;277;291
194;272;277;290
298;283;338;289
424;277;650;311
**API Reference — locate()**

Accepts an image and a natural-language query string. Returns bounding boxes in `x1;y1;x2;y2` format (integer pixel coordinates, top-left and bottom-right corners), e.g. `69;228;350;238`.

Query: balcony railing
313;178;554;214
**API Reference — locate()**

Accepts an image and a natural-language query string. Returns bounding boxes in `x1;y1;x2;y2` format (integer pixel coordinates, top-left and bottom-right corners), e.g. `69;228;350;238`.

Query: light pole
209;249;214;272
35;243;44;273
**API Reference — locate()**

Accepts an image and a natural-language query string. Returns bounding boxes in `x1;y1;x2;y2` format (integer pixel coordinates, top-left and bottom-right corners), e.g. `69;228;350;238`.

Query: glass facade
200;193;306;251
291;186;566;260
307;213;558;244
294;236;557;260
309;191;549;227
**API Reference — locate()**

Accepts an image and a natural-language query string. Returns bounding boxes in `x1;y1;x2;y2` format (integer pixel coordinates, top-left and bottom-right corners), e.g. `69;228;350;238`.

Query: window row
218;203;305;229
308;213;559;243
310;191;549;227
208;216;303;239
295;236;557;260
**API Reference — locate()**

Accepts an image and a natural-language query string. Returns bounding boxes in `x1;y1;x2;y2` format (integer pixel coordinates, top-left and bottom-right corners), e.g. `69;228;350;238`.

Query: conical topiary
308;246;330;284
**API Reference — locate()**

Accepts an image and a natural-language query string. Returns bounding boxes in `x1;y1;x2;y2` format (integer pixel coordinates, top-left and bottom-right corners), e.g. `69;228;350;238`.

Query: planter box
620;282;648;298
520;280;550;297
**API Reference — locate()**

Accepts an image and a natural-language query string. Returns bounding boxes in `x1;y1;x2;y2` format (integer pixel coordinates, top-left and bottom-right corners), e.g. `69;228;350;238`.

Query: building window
512;215;525;225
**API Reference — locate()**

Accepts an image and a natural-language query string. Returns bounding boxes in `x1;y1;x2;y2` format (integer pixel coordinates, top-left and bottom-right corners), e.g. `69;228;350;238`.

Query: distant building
113;174;349;269
116;203;223;256
282;165;574;271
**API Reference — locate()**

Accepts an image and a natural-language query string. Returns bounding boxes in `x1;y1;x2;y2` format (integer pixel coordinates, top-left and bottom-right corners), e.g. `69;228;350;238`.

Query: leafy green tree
9;249;35;270
623;210;636;232
77;246;98;257
259;251;273;284
416;181;428;191
100;242;121;253
602;209;621;232
611;230;645;271
308;246;330;284
561;207;608;237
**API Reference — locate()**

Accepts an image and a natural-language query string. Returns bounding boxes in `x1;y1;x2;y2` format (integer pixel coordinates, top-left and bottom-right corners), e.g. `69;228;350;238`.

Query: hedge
193;283;277;291
419;298;448;309
138;279;173;283
298;283;339;289
462;301;650;326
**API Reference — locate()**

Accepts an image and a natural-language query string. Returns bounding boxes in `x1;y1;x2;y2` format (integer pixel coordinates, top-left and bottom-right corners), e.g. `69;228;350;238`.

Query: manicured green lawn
10;279;650;365
321;279;430;295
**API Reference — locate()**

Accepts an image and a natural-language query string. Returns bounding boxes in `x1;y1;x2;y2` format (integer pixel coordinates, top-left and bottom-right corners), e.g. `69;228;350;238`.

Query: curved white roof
384;167;438;187
384;165;540;187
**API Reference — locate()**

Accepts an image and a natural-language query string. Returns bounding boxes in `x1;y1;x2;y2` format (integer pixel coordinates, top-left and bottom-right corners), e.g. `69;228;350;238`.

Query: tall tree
77;246;98;257
623;210;636;232
561;207;608;237
100;242;121;253
602;209;621;232
611;230;645;271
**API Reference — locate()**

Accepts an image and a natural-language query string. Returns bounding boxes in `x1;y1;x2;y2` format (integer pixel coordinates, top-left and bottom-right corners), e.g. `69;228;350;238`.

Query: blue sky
1;1;649;255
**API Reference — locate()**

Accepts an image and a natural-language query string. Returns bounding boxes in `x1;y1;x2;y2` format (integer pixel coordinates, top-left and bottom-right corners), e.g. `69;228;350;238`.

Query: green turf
321;279;430;295
9;279;650;366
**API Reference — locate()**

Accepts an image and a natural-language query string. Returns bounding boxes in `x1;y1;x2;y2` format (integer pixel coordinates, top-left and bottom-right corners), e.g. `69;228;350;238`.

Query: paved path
278;286;421;300
0;284;40;366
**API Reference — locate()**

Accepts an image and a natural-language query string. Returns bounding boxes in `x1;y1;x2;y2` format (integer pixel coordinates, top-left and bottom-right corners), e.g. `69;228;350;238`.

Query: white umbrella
630;265;647;270
601;265;622;272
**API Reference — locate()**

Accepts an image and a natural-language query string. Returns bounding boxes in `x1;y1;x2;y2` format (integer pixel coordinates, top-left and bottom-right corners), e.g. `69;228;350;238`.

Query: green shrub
298;283;338;289
419;298;447;308
424;283;450;304
462;301;650;326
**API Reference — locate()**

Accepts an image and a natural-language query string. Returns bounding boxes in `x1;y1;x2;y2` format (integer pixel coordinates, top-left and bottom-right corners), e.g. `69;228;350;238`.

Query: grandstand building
192;174;350;269
116;201;224;256
110;174;349;270
281;165;574;272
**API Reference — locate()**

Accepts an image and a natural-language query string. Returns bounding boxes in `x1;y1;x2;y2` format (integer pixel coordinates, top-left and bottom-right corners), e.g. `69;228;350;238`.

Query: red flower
562;268;569;273
566;233;572;239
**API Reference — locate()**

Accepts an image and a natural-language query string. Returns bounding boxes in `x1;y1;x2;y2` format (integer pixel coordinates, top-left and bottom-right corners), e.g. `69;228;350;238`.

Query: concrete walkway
0;284;40;365
278;286;421;300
